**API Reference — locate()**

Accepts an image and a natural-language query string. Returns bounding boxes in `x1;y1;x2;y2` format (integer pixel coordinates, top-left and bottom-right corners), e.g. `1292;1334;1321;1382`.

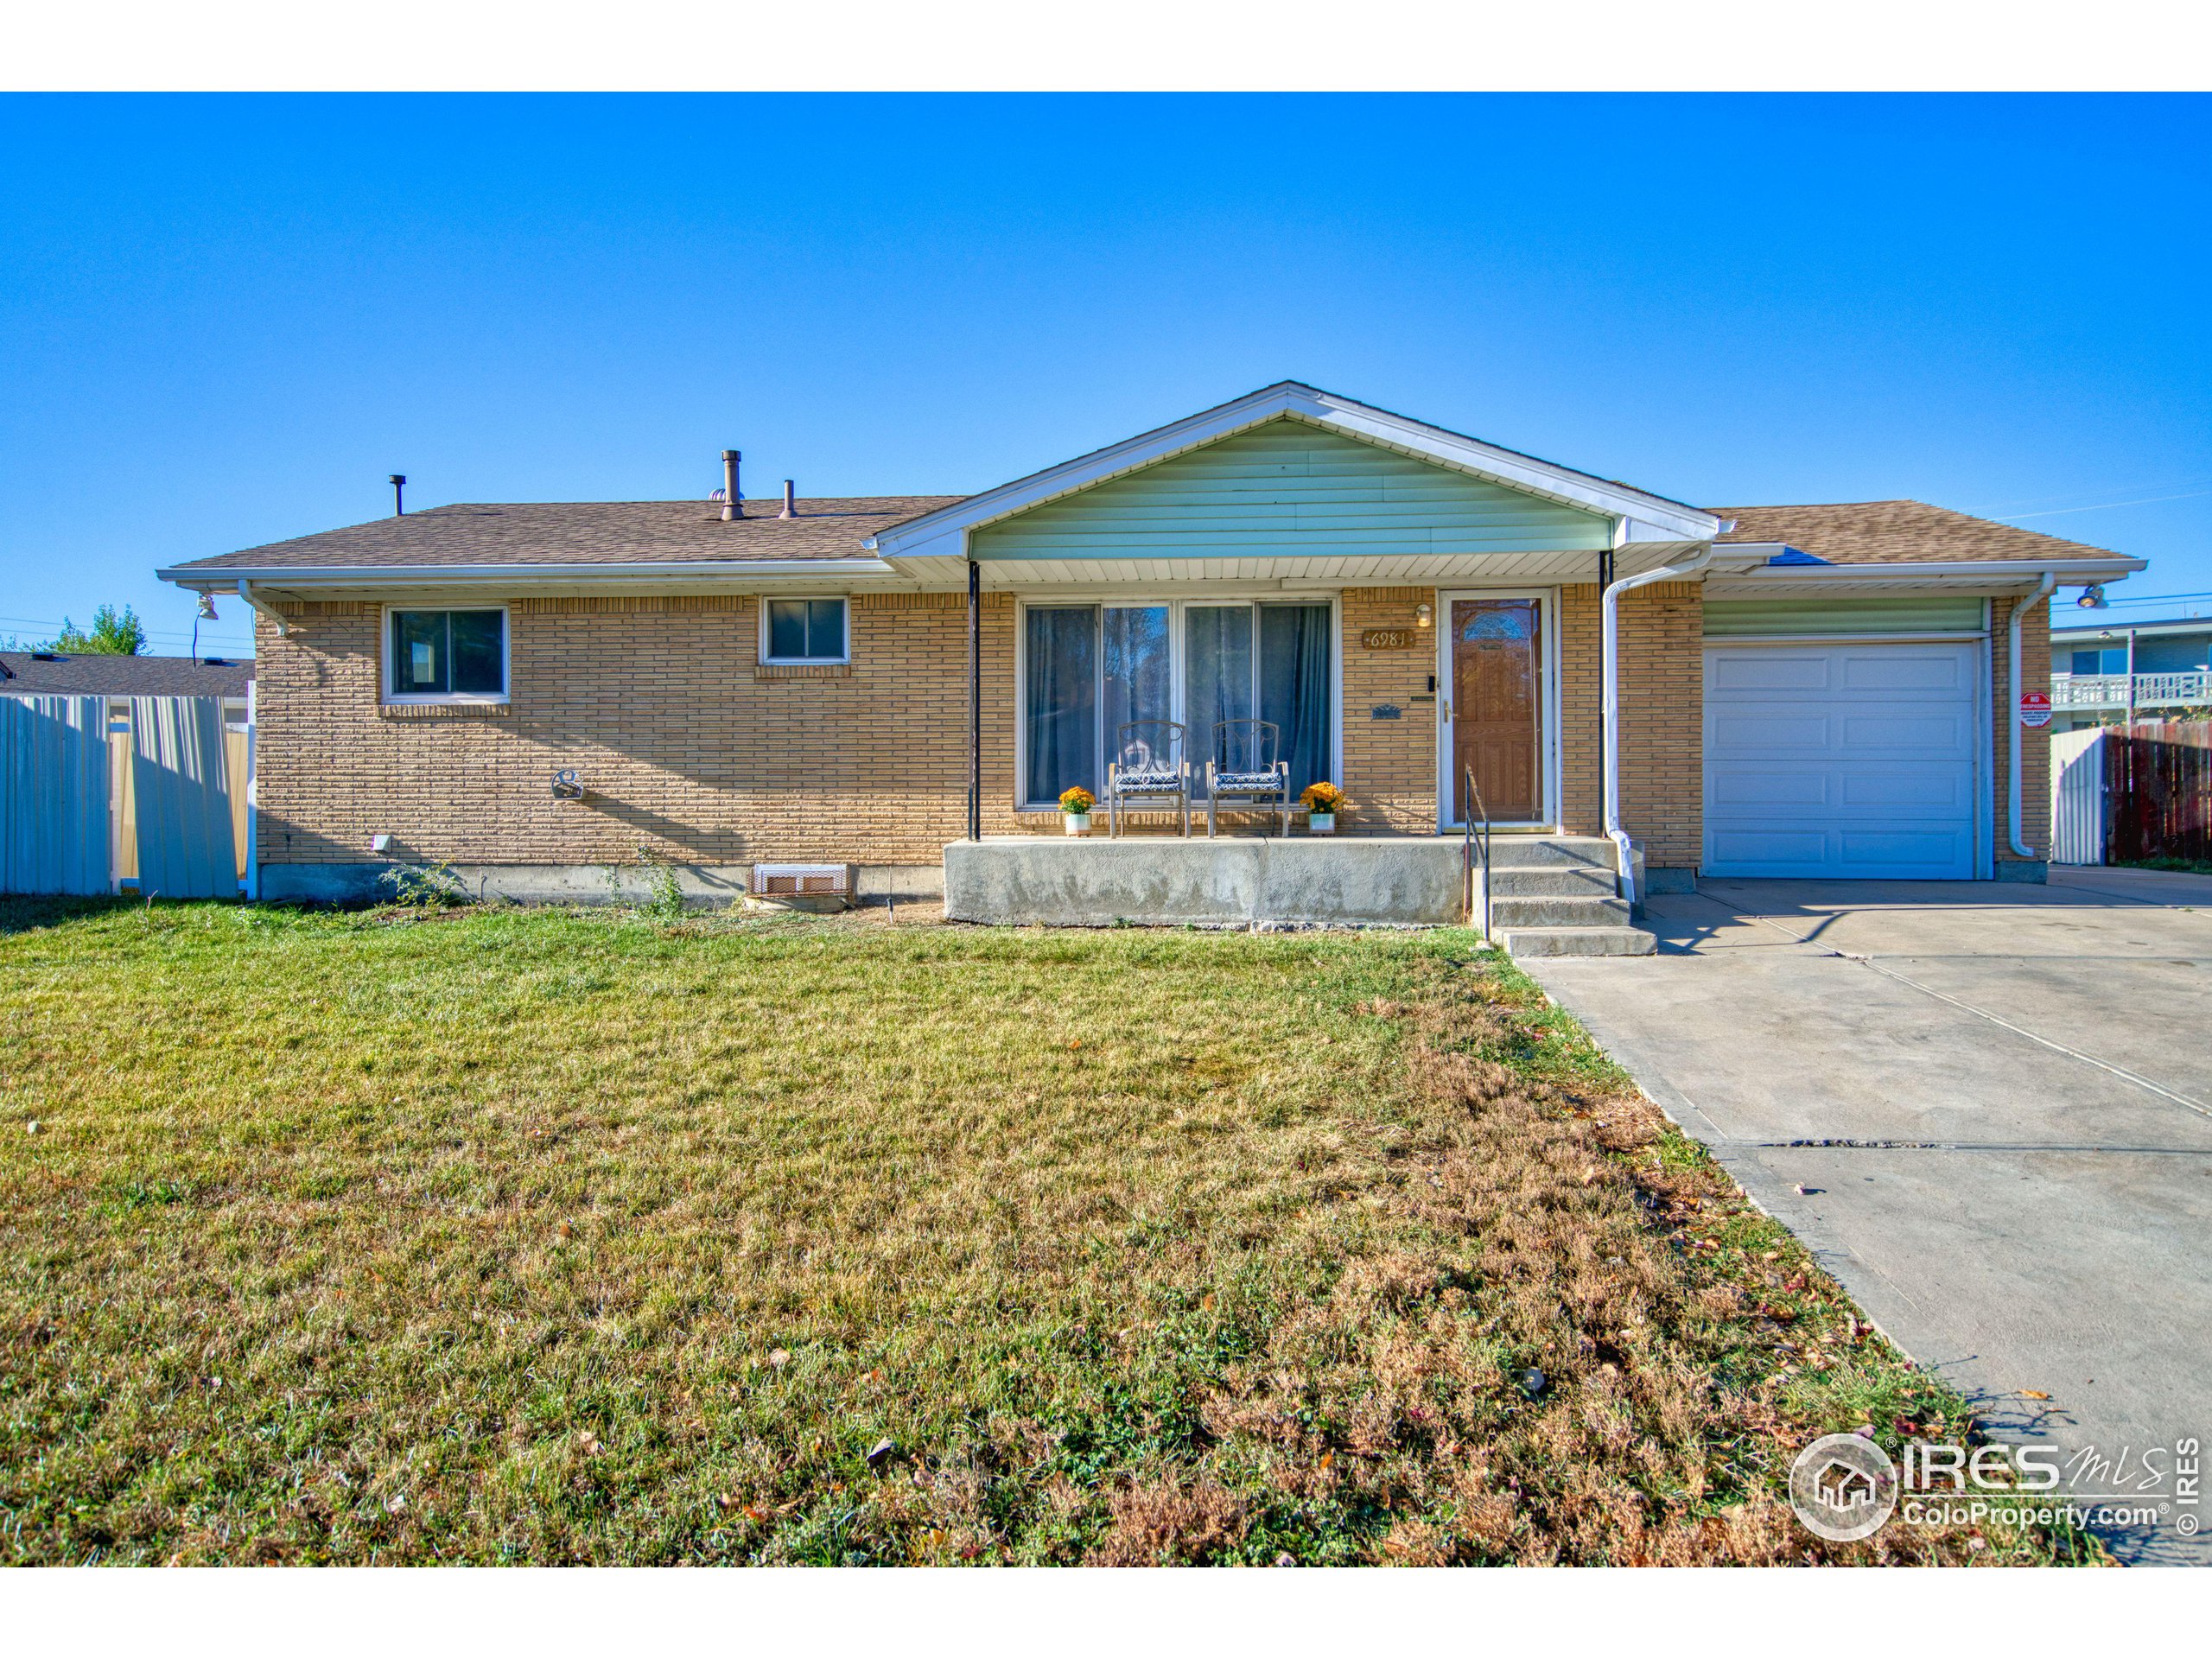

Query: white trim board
1434;588;1562;832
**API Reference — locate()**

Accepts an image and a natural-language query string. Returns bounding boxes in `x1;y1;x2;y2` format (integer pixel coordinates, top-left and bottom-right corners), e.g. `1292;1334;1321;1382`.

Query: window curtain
1184;605;1254;797
1101;606;1173;773
1025;607;1096;806
1259;604;1332;797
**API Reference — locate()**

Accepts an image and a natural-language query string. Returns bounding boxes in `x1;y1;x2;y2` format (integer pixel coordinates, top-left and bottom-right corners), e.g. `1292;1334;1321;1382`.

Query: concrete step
1487;865;1621;899
1497;924;1657;958
1488;893;1633;929
1484;835;1618;871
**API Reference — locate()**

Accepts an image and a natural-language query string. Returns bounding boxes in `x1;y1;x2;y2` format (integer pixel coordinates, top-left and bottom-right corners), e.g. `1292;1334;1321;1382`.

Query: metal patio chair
1206;719;1291;838
1105;720;1191;838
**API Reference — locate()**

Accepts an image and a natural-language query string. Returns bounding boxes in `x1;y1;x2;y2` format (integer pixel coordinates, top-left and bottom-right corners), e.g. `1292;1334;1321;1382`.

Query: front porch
941;830;1656;952
943;833;1468;927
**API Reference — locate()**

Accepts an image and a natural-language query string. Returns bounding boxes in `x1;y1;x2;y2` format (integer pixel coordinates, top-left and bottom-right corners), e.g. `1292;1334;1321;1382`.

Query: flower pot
1308;812;1336;836
1064;811;1091;837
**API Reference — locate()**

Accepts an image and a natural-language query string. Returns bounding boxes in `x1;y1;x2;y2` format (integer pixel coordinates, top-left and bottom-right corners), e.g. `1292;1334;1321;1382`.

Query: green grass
0;899;2101;1565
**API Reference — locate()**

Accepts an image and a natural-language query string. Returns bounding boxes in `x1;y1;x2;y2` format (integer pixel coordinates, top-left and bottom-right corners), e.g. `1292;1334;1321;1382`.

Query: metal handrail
1463;766;1492;943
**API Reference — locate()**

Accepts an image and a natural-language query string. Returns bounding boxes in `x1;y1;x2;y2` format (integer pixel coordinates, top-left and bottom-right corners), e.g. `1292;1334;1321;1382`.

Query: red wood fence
2106;721;2212;864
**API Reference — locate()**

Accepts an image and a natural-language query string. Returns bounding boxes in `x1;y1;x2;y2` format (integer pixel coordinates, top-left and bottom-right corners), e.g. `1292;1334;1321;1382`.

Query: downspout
967;554;982;842
234;579;291;638
2008;570;2056;859
1602;544;1716;910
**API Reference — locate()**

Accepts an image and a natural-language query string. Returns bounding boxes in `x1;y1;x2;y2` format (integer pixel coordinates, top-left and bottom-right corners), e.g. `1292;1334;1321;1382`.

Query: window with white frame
386;607;506;701
762;597;849;664
1021;600;1333;809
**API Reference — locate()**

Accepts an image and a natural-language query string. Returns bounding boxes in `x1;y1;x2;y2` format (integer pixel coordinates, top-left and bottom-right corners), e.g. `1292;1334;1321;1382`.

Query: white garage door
1703;643;1980;880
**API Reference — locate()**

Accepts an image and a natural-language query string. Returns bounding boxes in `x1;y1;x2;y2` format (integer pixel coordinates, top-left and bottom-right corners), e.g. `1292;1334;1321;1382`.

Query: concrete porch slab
941;836;1465;926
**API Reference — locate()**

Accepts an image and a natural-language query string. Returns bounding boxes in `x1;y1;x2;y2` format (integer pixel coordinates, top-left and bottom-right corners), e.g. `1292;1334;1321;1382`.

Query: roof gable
871;382;1720;562
969;418;1611;561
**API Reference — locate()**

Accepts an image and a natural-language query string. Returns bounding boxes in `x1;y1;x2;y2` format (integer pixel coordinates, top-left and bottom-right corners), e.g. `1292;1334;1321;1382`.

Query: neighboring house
156;382;2143;919
0;650;252;715
2049;615;2212;731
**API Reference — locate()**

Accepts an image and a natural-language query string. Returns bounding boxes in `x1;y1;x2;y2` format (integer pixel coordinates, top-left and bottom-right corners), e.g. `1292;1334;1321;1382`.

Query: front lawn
0;899;2096;1564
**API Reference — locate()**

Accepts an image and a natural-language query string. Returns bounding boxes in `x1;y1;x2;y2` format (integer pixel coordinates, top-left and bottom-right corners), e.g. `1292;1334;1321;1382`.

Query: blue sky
3;92;2207;658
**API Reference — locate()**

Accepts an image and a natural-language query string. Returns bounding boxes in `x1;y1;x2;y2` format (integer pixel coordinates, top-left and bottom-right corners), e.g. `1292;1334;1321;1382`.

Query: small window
763;597;849;664
389;608;506;700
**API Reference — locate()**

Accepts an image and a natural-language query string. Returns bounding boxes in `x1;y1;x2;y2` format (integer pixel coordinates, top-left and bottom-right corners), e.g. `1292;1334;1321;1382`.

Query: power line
1994;489;2212;521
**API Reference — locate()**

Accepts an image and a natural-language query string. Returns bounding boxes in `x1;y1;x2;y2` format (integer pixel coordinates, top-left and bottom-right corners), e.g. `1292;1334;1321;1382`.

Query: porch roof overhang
865;382;1723;563
880;541;1727;590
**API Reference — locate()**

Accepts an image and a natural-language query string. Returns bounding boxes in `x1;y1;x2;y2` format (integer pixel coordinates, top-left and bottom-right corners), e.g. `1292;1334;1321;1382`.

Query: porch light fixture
1415;602;1433;629
2076;584;2108;610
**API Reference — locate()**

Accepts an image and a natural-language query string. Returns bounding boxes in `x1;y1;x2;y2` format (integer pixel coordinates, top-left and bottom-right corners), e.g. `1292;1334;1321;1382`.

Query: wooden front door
1451;598;1542;823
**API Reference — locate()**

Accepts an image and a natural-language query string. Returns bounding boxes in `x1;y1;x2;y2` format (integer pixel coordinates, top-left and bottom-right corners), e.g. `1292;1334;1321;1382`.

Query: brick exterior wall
255;593;1021;868
1340;588;1440;833
251;578;2031;880
1560;583;1601;837
1557;580;1707;867
1612;581;1706;870
1994;592;2053;867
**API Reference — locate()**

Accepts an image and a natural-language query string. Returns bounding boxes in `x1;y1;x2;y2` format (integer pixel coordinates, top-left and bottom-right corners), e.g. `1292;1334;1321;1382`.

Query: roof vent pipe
780;480;797;518
721;450;742;521
390;474;406;516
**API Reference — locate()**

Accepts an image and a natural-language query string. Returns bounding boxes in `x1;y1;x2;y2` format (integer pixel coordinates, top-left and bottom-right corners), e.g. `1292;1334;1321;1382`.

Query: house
0;650;251;715
156;383;2144;947
2049;614;2212;731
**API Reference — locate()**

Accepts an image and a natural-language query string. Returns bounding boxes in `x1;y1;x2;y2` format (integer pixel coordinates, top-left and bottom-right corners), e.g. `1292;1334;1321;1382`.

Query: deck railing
2051;670;2212;709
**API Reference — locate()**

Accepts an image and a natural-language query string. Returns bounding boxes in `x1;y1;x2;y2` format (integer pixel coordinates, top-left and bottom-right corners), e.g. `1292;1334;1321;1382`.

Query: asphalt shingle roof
161;493;2130;578
0;652;252;697
1710;499;2122;565
165;498;968;573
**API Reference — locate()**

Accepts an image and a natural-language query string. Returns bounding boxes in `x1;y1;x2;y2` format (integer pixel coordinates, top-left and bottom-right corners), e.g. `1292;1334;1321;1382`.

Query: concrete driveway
1522;867;2212;1565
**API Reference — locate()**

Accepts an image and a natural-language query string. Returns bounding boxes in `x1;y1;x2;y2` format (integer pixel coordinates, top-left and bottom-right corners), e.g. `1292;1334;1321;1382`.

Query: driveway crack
1730;906;2212;1122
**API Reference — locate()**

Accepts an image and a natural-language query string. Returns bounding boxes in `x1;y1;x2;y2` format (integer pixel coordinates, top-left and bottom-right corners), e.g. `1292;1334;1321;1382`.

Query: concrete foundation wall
943;836;1465;926
260;861;945;906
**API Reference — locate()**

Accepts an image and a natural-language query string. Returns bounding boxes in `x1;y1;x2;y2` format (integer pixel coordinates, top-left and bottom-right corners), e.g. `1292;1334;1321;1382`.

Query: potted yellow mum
1300;781;1345;836
1059;785;1096;836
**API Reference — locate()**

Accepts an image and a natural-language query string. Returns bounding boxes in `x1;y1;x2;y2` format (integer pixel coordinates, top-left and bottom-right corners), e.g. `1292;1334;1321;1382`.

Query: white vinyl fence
2;694;250;899
1;696;111;894
2050;726;2107;867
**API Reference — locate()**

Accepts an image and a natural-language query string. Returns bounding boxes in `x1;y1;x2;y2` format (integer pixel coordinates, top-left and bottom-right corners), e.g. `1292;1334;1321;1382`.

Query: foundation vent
749;862;856;909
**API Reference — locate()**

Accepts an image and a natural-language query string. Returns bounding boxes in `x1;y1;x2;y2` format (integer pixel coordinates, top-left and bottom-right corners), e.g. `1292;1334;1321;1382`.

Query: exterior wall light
1415;602;1433;629
2076;584;2108;610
